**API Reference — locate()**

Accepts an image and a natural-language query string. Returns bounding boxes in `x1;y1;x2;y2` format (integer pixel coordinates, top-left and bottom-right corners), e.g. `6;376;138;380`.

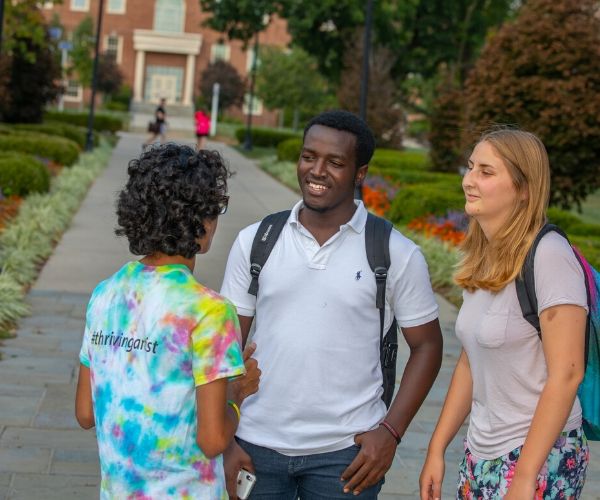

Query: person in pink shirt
195;108;211;150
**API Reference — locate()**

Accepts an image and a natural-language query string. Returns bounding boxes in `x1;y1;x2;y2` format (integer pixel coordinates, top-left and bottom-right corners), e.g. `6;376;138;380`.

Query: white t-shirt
220;201;439;455
456;232;588;459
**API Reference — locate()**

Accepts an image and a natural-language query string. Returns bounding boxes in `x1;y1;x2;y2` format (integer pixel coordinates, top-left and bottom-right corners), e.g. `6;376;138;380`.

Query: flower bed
407;211;468;247
0;195;22;233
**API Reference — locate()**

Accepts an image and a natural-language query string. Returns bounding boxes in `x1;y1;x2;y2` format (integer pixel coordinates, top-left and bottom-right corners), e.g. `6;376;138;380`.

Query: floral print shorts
457;427;589;499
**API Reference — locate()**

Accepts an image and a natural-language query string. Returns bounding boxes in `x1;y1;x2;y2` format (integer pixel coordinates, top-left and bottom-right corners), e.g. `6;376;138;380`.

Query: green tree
0;2;60;123
256;47;334;129
2;0;58;63
337;29;403;147
97;54;124;97
0;35;61;123
281;0;514;86
428;72;464;172
70;16;95;87
199;61;245;112
464;0;600;209
199;0;279;45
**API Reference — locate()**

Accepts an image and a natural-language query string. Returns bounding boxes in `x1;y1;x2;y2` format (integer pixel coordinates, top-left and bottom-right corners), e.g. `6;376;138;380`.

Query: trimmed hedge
277;138;302;162
371;149;431;171
12;122;98;149
571;235;600;270
0;141;112;330
44;110;124;133
547;207;600;237
235;127;301;147
0;131;80;166
388;184;465;224
0;153;50;196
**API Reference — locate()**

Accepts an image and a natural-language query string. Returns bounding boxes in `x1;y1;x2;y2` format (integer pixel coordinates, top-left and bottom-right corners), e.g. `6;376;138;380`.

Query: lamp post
86;0;104;151
0;0;5;56
242;33;259;151
356;0;374;200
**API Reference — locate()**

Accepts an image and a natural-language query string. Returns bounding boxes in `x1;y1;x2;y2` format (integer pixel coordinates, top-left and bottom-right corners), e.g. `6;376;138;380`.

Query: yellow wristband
227;400;241;421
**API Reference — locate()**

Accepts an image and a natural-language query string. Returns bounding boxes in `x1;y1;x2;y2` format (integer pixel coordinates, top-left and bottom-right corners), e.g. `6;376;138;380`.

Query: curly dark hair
115;143;230;258
303;110;376;168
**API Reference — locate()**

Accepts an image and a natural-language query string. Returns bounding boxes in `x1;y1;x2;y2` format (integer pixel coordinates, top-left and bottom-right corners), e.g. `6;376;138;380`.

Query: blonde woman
419;128;589;499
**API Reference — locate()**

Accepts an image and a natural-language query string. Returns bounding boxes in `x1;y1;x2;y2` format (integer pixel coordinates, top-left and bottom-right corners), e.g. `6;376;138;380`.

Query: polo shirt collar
289;200;368;234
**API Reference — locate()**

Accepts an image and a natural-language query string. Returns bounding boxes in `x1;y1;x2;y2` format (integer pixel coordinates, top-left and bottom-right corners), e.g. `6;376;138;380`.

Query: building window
70;0;90;12
154;0;185;33
107;0;126;14
210;42;231;63
104;34;123;63
64;80;83;102
245;47;260;73
243;93;263;116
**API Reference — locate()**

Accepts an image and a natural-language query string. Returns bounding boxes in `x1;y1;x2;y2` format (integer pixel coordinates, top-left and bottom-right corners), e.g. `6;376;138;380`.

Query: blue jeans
237;438;384;499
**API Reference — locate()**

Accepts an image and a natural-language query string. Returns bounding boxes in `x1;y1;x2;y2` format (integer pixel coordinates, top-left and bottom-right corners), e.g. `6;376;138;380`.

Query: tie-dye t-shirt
79;261;245;499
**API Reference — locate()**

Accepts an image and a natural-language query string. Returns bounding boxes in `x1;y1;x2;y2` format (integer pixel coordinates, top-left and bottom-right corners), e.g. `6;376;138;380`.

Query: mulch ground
0;195;22;233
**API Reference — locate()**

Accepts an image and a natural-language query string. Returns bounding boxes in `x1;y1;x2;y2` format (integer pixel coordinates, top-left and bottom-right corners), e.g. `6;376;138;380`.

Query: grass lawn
573;189;600;224
233;145;275;160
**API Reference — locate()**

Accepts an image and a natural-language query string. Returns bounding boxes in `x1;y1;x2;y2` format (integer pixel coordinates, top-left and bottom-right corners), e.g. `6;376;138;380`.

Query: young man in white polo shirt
221;110;443;499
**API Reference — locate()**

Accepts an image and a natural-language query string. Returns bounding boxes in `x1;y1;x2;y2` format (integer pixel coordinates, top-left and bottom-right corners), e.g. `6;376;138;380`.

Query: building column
183;54;195;106
133;50;145;103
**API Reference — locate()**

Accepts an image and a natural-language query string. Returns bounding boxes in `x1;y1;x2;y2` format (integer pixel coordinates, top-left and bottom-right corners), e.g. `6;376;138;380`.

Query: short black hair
303;110;376;167
115;143;230;259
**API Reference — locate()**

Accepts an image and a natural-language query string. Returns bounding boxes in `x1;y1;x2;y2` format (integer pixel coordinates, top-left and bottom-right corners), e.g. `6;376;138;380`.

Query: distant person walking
144;98;167;146
195;108;211;150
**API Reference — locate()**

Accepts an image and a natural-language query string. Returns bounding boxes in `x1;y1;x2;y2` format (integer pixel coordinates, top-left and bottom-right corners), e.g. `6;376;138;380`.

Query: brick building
42;0;291;126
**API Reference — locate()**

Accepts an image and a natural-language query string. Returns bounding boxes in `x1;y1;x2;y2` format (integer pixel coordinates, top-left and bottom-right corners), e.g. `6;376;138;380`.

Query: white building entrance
146;68;182;104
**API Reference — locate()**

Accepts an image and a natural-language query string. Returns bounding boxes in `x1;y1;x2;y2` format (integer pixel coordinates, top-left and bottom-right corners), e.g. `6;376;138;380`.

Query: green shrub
547;207;600;237
0;132;79;166
406;119;430;141
546;207;581;230
12;122;97;149
44;110;124;133
0;153;50;196
277;138;302;162
235;127;301;147
104;101;129;112
388;184;465;224
370;165;462;189
371;149;431;171
571;235;600;270
0;140;112;330
260;158;299;193
402;226;463;306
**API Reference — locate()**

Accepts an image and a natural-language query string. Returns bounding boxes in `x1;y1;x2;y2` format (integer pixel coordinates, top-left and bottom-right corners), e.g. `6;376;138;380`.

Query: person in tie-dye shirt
75;144;260;499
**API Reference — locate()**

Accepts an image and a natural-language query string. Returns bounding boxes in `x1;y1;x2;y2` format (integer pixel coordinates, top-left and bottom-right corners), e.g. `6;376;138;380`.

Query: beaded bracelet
227;400;241;421
380;420;401;444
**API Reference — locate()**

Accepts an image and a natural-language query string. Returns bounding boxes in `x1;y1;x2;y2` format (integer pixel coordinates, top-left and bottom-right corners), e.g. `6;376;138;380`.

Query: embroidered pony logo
355;271;362;281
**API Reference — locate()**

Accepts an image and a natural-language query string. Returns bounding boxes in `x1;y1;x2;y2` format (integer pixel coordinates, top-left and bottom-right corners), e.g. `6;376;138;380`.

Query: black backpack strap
248;210;291;297
365;213;393;338
365;213;398;407
516;223;569;334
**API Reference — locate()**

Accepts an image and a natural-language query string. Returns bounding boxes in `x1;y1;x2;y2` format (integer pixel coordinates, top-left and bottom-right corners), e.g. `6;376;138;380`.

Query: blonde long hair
454;128;550;292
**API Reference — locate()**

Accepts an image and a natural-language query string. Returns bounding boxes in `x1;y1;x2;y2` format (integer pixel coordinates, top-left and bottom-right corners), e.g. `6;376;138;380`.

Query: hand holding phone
236;468;257;499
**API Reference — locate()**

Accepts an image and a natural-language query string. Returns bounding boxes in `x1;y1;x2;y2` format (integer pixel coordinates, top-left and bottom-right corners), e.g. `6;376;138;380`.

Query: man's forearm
385;338;443;437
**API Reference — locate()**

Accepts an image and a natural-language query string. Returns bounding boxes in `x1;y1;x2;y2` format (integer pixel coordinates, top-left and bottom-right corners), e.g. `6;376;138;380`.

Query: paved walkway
0;133;597;499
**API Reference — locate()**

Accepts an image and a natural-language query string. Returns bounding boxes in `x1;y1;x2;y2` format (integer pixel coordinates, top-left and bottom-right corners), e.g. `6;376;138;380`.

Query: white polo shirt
221;201;439;455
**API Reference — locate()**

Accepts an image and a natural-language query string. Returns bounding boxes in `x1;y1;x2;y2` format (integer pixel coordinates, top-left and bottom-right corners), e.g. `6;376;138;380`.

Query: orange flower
407;215;465;246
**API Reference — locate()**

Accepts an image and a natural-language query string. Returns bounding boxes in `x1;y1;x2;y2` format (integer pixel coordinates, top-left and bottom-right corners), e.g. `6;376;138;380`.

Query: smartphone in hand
236;468;257;499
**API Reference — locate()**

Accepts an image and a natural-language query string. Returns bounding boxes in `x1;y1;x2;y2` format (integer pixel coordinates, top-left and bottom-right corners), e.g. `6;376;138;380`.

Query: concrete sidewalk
0;133;597;499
